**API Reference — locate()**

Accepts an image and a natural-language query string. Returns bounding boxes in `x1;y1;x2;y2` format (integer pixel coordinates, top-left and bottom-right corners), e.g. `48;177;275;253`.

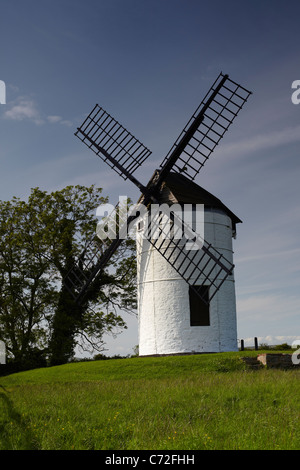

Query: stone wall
241;353;300;370
257;353;299;369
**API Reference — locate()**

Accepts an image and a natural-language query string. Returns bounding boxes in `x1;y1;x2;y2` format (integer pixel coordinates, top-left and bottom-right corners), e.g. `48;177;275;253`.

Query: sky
1;0;300;355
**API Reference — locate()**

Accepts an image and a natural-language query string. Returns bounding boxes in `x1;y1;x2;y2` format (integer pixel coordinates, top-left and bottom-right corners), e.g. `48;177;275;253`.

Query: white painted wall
137;208;238;355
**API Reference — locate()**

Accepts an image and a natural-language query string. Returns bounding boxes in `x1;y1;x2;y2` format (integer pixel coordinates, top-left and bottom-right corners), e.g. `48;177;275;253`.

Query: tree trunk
49;285;82;366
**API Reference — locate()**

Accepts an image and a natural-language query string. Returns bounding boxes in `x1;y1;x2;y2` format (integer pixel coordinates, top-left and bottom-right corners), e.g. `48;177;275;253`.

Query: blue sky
1;0;300;355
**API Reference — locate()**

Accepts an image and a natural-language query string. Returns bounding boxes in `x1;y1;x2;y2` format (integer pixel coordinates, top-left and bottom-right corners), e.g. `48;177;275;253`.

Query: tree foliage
0;185;136;367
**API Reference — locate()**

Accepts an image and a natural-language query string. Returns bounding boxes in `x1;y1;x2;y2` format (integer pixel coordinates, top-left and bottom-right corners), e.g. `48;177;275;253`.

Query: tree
0;197;56;367
0;186;137;367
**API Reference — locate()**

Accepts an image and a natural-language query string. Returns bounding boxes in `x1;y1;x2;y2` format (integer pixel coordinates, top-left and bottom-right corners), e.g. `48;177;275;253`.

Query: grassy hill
0;351;299;450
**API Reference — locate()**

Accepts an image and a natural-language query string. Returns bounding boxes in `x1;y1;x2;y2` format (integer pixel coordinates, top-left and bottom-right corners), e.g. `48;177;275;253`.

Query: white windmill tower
136;172;242;355
64;73;251;356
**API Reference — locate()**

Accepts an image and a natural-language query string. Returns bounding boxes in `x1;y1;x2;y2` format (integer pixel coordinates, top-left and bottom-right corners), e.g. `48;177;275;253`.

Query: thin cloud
4;97;44;125
236;247;300;264
47;115;62;123
241;335;300;347
60;119;73;127
4;95;73;127
237;293;300;320
47;115;73;126
220;124;300;160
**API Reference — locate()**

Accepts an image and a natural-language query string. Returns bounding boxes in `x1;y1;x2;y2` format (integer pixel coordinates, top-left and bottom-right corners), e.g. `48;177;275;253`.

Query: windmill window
189;285;210;326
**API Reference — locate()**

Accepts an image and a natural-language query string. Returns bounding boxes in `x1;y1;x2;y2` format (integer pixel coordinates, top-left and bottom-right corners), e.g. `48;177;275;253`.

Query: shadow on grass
0;385;39;450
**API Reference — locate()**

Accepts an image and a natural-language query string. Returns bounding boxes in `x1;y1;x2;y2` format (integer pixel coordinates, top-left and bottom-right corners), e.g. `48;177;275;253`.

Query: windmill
64;72;251;355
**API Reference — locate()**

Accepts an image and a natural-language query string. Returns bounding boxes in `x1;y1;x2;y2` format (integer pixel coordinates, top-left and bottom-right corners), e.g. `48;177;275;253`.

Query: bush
273;343;292;350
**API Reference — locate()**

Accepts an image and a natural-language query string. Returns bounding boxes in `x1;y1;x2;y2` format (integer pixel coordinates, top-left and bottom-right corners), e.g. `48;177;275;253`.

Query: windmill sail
141;205;234;304
64;200;142;302
159;73;252;181
75;105;151;191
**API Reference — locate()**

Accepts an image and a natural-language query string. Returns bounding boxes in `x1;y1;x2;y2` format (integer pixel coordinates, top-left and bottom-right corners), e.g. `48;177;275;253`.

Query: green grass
0;351;299;450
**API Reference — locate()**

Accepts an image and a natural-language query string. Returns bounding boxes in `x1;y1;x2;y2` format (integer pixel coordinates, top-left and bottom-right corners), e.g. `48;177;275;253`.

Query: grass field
0;351;299;450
